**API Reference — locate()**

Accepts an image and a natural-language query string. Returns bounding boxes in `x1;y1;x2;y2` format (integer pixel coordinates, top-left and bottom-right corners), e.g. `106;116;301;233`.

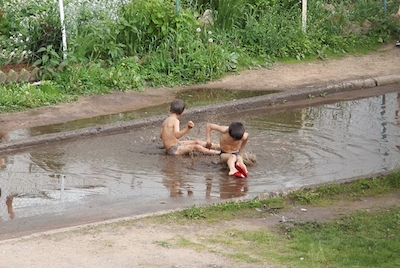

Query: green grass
135;170;400;267
288;171;400;205
1;0;399;114
283;207;400;267
147;205;400;267
0;81;77;113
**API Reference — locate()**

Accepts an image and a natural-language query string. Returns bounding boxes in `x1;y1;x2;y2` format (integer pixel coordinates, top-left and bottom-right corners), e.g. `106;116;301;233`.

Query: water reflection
396;93;400;151
0;91;399;234
161;155;194;197
0;156;15;221
4;88;275;141
219;176;248;199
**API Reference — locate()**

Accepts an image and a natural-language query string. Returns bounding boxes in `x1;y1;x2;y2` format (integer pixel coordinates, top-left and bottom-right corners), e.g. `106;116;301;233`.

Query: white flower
208;38;213;43
208;31;212;35
196;27;201;32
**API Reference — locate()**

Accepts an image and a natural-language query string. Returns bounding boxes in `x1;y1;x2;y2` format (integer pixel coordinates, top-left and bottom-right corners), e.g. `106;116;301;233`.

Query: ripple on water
1;92;400;234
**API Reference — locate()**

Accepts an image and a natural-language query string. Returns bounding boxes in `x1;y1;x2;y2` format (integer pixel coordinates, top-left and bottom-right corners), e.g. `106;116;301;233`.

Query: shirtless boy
160;99;220;155
205;122;249;178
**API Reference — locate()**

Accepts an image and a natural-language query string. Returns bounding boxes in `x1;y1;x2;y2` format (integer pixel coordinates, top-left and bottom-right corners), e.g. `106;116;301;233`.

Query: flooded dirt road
1;84;399;239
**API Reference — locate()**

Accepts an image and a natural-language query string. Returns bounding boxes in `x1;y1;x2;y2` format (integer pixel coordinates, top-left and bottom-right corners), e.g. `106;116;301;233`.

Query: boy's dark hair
229;122;245;140
170;99;185;115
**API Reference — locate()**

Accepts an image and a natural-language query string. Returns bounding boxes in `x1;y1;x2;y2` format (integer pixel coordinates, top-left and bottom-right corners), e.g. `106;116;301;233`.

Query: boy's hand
187;121;194;129
205;142;212;149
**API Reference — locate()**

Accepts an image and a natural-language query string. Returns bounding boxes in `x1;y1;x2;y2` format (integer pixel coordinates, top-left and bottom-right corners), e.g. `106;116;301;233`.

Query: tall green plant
68;20;125;64
0;0;62;65
65;0;124;64
117;0;180;56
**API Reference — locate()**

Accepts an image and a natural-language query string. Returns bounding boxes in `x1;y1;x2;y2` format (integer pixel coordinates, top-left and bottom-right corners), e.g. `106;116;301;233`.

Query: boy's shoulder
164;114;179;124
210;124;228;132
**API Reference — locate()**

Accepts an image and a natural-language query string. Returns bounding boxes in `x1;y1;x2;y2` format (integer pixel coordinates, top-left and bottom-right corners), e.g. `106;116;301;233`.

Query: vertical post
383;0;387;13
175;0;179;15
59;0;67;60
302;0;307;33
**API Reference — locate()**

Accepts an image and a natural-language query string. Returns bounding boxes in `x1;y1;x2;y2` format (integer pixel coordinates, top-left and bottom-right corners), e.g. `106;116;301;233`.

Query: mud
1;76;400;153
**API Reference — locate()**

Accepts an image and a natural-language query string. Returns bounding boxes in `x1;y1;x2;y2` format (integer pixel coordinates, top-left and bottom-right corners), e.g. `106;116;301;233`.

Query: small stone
7;69;19;83
0;71;6;84
18;68;31;82
29;67;40;82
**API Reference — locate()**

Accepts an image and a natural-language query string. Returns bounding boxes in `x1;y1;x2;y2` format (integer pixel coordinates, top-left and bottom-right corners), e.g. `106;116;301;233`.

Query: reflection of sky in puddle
0;92;399;235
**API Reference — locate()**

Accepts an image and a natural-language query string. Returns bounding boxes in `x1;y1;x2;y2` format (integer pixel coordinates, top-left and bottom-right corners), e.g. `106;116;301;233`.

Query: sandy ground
0;44;400;267
0;192;398;268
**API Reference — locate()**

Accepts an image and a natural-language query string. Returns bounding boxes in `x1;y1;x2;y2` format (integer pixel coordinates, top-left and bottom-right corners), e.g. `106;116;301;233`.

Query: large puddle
1;88;400;238
3;88;276;140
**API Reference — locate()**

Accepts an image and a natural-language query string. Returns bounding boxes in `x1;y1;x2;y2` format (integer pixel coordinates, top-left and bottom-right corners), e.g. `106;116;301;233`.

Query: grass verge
137;170;400;267
16;170;399;267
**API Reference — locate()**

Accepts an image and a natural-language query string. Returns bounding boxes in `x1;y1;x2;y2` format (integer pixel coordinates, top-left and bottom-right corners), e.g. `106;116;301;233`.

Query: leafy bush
0;81;73;112
0;0;61;65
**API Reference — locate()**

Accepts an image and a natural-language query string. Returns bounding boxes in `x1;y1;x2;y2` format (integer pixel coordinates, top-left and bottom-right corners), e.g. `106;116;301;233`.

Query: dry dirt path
0;191;399;268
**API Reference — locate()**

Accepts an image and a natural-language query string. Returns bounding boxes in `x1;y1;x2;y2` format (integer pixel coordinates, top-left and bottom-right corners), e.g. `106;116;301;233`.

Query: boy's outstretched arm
206;123;226;148
205;123;216;148
239;132;249;153
175;120;194;139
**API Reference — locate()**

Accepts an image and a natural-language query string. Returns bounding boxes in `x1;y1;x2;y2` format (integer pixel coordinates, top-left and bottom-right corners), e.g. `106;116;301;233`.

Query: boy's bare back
160;115;180;150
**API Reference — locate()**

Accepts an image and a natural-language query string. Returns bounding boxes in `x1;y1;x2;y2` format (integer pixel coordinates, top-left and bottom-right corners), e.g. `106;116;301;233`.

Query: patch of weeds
282;206;400;268
204;228;285;264
308;93;315;99
288;171;400;205
182;205;206;220
288;188;321;204
176;236;206;252
154;240;172;248
320;92;327;97
317;49;327;61
103;240;115;247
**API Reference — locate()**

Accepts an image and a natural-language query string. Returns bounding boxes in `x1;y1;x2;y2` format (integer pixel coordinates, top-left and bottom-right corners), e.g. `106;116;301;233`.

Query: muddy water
1;90;400;237
4;88;275;139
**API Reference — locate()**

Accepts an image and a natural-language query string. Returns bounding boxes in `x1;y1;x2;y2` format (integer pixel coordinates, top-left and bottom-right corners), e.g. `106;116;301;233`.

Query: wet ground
1;84;399;239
